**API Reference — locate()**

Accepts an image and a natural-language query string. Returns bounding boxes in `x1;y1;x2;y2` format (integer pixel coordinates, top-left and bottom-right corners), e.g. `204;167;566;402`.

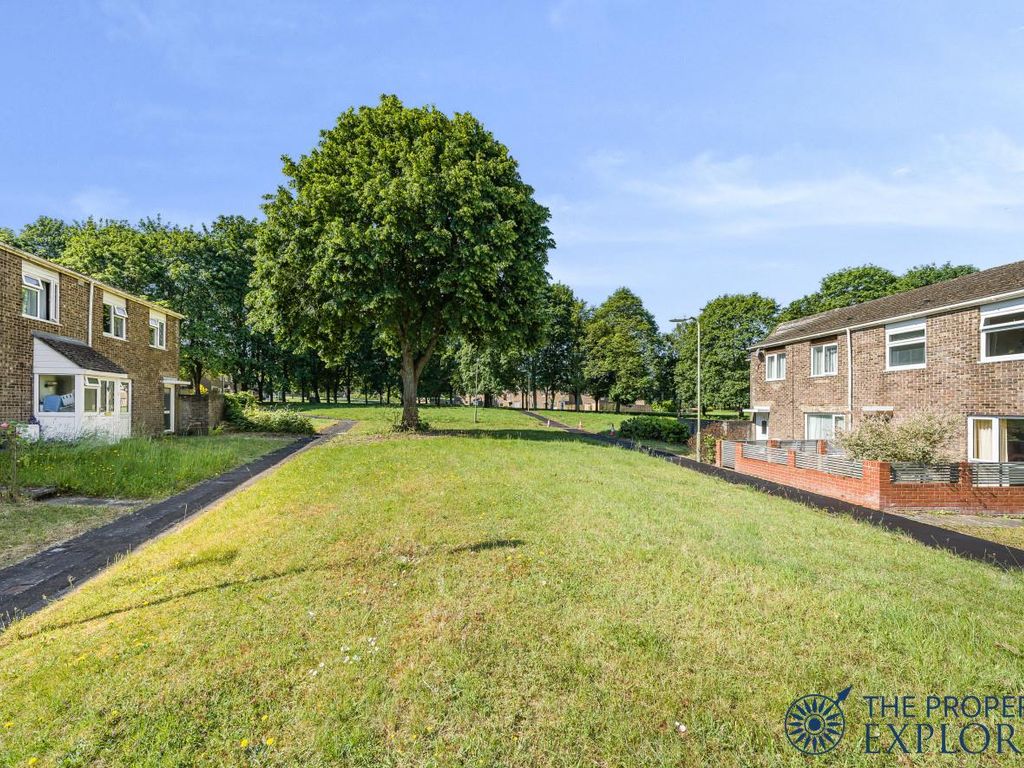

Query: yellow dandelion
261;714;269;722
3;721;12;728
240;738;250;748
28;759;39;766
265;737;275;746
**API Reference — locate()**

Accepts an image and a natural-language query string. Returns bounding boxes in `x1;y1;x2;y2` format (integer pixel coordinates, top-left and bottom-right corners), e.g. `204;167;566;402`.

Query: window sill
765;377;786;383
809;373;838;378
979;354;1024;363
103;332;128;342
884;364;927;372
35;412;75;418
22;314;60;326
149;345;167;351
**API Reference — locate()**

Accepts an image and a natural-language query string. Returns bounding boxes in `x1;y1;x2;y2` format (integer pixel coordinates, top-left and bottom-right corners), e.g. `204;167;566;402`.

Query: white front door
755;412;770;439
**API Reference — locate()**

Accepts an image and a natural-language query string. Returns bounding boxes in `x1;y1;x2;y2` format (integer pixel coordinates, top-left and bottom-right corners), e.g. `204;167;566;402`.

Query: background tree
779;261;976;321
779;265;896;321
895;261;977;291
583;288;661;412
249;95;552;429
672;293;778;413
536;283;589;410
15;216;79;260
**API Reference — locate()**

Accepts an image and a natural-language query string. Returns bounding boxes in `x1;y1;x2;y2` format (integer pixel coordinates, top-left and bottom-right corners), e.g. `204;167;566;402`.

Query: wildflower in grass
240;738;250;748
261;714;269;722
3;720;12;728
265;737;275;746
28;759;38;766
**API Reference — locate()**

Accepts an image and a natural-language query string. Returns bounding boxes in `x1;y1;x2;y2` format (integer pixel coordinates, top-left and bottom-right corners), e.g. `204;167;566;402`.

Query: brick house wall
0;244;182;436
749;306;1024;458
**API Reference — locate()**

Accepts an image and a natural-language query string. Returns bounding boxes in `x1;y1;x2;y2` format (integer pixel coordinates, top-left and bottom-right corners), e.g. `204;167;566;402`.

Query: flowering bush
836;411;959;464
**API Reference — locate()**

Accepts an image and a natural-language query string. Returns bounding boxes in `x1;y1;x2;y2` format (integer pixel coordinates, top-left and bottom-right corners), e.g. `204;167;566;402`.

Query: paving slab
0;421;354;627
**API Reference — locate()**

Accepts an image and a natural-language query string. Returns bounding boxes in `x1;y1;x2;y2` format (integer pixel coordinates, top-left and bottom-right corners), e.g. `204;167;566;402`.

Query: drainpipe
846;327;853;423
87;281;95;346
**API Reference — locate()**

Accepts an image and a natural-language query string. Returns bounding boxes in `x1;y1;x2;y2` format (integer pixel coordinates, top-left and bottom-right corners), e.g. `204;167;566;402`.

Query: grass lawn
0;502;136;568
283;403;542;437
1;406;1022;764
16;434;294;499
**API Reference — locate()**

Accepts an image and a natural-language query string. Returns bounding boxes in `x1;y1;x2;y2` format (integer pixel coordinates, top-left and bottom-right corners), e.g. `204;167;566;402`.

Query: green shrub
224;393;315;435
618;416;689;444
836;411;958;463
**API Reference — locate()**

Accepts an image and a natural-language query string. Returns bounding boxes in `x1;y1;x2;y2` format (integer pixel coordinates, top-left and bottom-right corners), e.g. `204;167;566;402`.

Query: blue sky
4;1;1024;328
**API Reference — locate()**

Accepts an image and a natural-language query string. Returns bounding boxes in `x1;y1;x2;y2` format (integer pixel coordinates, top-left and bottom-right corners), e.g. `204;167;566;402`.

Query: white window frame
885;319;927;371
149;311;167;349
103;292;128;341
980;298;1024;363
805;412;846;440
21;262;59;323
810;343;838;377
967;415;1024;463
765;352;787;382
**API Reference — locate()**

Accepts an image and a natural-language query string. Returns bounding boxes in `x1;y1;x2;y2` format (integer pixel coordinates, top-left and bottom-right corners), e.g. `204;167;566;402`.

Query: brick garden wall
719;440;1024;515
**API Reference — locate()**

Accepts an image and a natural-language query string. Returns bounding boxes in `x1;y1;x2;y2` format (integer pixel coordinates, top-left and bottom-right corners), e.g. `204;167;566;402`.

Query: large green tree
583;288;661;412
536;283;590;410
250;95;553;429
780;261;977;321
672;293;778;413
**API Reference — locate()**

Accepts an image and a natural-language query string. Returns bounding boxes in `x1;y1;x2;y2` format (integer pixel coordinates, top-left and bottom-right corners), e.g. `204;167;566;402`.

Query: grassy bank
0;502;133;568
17;434;294;498
1;408;1021;765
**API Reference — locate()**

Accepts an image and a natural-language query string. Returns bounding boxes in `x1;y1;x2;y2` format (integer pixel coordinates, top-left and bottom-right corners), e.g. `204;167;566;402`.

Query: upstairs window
810;343;838;377
103;293;128;340
886;320;926;370
21;263;58;322
765;352;787;381
149;311;167;349
981;299;1024;361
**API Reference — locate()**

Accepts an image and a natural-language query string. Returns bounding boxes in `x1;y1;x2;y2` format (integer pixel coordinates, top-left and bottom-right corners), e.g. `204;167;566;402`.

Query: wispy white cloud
554;132;1024;245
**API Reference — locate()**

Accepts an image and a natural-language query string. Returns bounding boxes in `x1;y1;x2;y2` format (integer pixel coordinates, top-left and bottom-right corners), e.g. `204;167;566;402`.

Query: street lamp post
671;316;701;462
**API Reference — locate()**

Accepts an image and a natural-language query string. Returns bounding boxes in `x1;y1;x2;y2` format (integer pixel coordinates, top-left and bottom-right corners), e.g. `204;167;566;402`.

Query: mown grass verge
0;407;1021;765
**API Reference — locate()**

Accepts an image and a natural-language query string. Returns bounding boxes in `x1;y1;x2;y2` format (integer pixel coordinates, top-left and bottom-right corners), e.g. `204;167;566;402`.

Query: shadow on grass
6;561;352;642
450;538;526;554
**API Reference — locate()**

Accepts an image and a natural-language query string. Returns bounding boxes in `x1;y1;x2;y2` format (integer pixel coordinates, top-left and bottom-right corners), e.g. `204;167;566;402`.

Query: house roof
33;332;127;375
758;259;1024;348
1;241;185;319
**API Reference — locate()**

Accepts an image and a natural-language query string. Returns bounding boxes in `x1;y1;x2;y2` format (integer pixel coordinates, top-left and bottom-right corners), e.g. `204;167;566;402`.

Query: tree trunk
615;401;621;414
400;349;419;429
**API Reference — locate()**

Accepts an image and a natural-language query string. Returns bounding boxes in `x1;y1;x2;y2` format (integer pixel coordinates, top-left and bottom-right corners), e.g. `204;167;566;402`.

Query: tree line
1;96;978;425
1;212;975;417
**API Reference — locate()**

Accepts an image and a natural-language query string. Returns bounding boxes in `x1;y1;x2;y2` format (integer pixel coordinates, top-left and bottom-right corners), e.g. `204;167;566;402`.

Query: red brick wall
0;244;182;435
722;441;1024;515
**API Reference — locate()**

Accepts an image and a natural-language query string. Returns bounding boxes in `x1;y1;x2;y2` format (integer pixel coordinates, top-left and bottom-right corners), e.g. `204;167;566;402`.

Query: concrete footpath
522;410;1024;571
0;421;354;626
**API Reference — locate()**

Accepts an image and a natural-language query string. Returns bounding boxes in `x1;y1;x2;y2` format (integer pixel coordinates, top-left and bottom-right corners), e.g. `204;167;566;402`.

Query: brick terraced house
0;241;187;440
748;259;1024;462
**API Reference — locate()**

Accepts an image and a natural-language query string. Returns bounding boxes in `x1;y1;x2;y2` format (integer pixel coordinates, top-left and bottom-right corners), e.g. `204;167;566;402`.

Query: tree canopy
673;293;779;412
583;288;661;411
779;261;977;321
249;95;553;428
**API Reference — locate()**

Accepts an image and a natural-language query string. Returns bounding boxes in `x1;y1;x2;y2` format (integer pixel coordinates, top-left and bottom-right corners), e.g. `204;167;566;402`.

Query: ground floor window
83;377;119;414
969;416;1024;462
805;412;846;440
37;374;75;413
